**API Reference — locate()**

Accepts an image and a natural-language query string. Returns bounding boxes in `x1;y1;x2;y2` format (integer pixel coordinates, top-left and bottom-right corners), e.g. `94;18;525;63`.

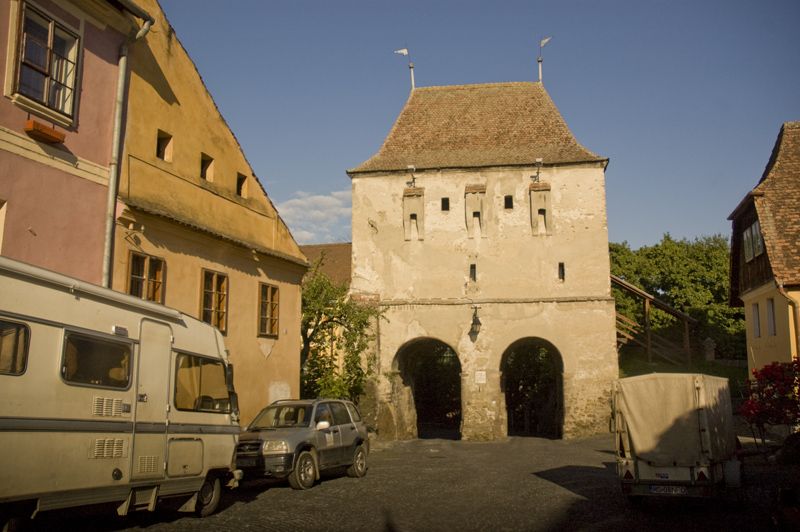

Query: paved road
29;435;777;531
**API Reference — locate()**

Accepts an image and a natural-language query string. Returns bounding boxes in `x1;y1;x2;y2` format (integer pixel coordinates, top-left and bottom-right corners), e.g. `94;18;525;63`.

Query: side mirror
316;420;330;431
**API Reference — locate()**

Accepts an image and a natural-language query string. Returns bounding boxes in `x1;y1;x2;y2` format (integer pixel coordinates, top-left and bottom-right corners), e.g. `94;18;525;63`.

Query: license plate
237;458;256;467
649;485;688;495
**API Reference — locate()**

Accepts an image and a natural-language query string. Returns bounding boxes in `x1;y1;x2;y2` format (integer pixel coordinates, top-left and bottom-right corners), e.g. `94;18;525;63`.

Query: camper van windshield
174;353;230;413
250;405;311;429
62;332;131;389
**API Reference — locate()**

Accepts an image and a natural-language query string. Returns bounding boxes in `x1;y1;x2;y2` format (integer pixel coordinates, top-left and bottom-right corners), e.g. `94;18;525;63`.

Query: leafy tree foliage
300;260;382;402
610;234;745;358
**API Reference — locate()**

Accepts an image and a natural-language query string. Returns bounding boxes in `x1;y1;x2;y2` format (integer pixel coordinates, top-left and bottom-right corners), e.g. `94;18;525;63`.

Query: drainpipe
776;282;800;362
102;2;154;288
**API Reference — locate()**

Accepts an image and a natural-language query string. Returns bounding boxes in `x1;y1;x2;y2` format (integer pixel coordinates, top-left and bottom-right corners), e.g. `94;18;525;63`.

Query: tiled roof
348;81;604;174
753;121;800;286
300;243;352;286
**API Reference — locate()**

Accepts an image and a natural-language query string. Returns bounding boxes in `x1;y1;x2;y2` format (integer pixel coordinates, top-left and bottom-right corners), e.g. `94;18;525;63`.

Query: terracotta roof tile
348;82;603;174
300;243;352;286
753;121;800;286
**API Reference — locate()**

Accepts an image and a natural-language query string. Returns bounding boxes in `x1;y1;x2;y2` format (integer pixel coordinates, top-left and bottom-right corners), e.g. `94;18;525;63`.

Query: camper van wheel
195;476;221;517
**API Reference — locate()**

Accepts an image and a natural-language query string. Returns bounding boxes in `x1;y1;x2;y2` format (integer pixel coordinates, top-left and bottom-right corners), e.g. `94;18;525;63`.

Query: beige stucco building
729;121;800;375
348;82;618;440
109;0;307;424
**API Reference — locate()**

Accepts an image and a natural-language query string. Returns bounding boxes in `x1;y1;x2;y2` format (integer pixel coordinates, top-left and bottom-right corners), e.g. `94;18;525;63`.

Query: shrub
739;360;800;430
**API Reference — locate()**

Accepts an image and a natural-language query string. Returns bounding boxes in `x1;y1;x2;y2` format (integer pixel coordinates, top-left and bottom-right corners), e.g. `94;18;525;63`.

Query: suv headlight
262;440;289;454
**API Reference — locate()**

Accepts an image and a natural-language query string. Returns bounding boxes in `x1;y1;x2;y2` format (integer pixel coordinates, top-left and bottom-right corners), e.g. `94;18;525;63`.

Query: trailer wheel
195;476;221;517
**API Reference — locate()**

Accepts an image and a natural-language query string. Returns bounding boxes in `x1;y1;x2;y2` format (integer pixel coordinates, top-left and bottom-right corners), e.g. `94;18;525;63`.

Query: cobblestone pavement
29;435;777;532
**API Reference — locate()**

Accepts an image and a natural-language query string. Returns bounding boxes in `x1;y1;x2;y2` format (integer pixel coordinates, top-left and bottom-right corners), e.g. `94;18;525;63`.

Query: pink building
0;0;148;283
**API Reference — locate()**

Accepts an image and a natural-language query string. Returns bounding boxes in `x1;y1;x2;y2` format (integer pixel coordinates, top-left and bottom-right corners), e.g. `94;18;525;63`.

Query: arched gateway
394;338;462;440
501;338;564;438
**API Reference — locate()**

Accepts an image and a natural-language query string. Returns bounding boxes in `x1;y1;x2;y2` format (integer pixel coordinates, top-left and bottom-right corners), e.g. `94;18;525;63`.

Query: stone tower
348;81;617;440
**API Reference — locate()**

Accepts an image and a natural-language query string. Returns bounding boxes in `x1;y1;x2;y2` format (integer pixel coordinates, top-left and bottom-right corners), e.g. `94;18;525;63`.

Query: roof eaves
122;199;309;269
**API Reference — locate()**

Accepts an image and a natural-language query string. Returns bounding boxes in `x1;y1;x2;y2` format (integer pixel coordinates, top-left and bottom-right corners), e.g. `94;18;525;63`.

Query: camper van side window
0;319;29;375
62;332;131;389
174;353;230;413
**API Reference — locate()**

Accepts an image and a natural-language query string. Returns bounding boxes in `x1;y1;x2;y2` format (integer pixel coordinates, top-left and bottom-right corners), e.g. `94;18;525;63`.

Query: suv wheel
346;444;368;478
288;450;316;490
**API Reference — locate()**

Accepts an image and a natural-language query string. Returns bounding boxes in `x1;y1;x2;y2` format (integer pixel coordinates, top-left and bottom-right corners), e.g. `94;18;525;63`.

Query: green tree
300;259;382;402
610;234;745;358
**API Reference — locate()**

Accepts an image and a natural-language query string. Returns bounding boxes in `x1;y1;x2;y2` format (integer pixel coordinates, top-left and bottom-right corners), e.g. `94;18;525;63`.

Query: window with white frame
15;4;79;117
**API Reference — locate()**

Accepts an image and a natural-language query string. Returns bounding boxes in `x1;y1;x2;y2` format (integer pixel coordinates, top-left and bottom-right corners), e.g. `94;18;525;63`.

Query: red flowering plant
739;360;800;443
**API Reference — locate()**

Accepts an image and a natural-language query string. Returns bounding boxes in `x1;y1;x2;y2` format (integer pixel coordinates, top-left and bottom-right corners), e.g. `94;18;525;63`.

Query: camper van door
131;319;172;480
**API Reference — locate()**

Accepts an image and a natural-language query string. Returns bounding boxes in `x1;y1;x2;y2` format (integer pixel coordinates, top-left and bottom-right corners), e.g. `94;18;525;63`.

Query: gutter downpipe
102;3;154;288
777;282;800;362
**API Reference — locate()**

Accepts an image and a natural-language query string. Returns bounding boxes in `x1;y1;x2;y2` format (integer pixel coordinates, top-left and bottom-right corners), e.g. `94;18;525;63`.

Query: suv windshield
250;404;311;429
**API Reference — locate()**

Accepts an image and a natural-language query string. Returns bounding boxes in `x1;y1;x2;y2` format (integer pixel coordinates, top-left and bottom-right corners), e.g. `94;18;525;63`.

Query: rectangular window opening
16;5;79;117
441;197;450;211
128;252;165;303
156;130;172;161
236;173;247;197
202;270;228;333
259;283;280;337
558;262;565;282
504;195;513;209
537;208;547;234
766;298;776;336
752;303;761;338
200;153;214;181
469;263;477;282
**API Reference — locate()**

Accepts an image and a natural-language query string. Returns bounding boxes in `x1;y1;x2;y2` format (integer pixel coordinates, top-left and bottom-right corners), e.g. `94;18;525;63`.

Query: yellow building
111;0;307;424
729;121;800;374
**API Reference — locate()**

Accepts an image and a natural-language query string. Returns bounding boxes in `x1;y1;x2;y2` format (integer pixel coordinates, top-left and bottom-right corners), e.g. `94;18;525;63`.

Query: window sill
9;93;74;129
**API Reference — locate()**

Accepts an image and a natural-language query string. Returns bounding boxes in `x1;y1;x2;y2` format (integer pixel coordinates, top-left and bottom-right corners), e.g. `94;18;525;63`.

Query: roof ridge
415;81;540;92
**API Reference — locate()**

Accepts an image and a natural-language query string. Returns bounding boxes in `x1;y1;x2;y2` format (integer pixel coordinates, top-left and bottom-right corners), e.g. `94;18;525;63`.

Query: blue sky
159;0;800;248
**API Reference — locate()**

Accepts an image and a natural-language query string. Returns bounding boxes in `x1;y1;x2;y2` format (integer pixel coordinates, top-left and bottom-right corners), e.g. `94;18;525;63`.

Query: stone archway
500;337;564;439
394;338;462;440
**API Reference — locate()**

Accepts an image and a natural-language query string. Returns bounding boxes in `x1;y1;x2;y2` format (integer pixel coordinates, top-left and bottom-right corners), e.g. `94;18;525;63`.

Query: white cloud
276;189;352;244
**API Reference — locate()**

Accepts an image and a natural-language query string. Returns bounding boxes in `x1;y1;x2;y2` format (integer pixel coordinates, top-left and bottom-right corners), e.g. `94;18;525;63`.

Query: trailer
0;257;242;527
612;373;741;500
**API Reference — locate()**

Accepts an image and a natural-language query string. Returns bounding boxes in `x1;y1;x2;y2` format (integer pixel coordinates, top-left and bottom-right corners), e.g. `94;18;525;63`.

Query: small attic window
504;195;513;209
156;130;172;161
441;197;450;211
200;153;214;181
236;173;247;197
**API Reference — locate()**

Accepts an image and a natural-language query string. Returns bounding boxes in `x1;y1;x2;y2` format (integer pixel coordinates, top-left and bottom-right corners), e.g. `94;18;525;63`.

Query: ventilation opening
558;262;565;282
504;195;513;209
469;263;476;282
236;173;247;197
156;130;172;161
441;197;450;211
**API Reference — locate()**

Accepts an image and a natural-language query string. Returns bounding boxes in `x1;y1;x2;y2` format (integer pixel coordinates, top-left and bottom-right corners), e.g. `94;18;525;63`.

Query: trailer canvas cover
616;373;736;466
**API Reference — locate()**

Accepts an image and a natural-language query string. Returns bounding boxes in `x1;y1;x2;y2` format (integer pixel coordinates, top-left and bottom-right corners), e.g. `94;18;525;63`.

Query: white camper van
0;257;242;526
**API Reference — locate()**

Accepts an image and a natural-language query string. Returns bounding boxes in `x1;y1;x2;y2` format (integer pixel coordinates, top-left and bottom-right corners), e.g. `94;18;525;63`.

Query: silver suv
236;399;369;489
